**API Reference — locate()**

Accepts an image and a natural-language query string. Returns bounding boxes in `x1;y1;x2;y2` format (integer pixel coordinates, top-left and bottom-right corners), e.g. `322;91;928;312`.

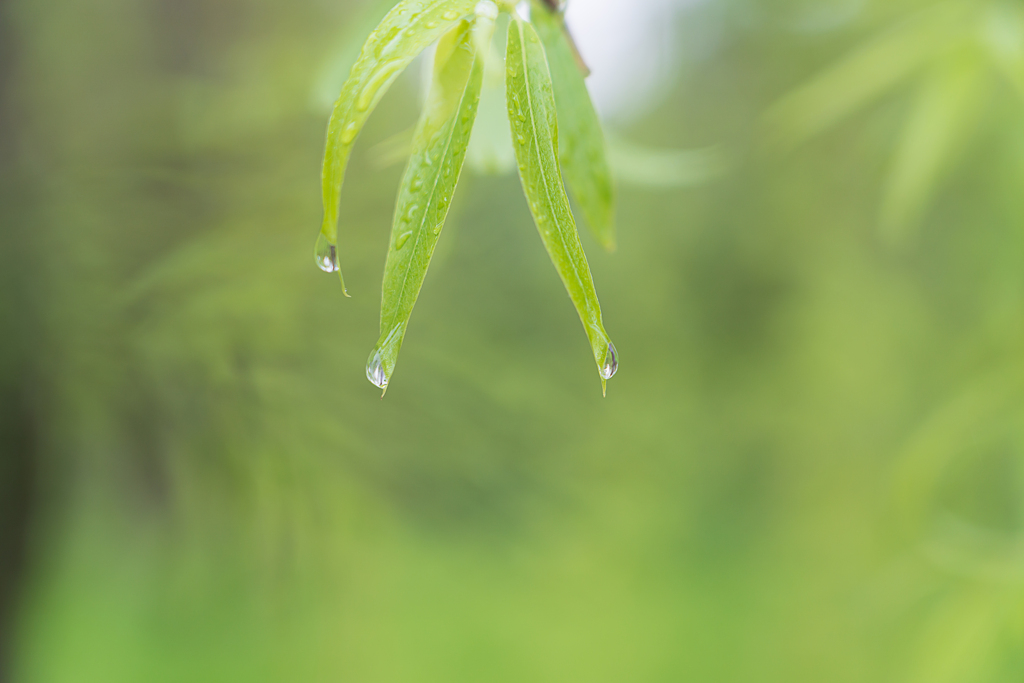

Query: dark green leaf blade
531;3;616;251
506;16;617;392
320;0;478;294
366;12;494;392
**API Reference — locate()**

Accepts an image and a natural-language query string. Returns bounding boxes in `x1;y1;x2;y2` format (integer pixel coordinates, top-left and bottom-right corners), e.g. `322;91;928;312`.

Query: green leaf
320;0;479;294
880;54;989;246
763;1;975;151
506;16;618;393
366;13;494;393
531;2;616;251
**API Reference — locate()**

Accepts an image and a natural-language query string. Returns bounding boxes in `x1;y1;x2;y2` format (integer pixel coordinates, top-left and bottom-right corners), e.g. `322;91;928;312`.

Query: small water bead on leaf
600;342;618;380
443;10;459;20
341;122;359;144
396;231;413;249
358;65;401;111
314;233;340;273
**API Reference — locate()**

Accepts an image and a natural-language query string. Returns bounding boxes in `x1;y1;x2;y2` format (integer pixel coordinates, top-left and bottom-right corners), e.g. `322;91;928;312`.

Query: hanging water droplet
396;231;413;249
600;343;618;380
366;352;388;390
314;233;339;273
340;121;358;144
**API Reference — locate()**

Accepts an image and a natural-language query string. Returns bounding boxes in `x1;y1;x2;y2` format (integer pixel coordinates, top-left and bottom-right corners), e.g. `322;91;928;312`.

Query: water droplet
366;352;388;390
410;176;423;191
433;222;443;235
517;134;526;145
443;10;459;20
396;231;413;249
425;20;438;29
600;343;618;380
314;233;339;273
340;122;358;144
358;64;400;111
404;204;420;222
517;109;526;121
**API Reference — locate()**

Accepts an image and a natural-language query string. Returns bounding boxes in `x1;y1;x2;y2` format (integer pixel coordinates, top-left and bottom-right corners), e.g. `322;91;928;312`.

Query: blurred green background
4;0;1024;681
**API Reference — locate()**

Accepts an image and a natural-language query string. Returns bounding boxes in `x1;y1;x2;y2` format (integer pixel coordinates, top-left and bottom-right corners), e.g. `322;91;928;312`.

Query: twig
537;0;591;78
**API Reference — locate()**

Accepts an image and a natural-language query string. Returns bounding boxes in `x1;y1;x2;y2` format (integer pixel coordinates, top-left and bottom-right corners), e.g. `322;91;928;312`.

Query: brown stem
537;0;591;78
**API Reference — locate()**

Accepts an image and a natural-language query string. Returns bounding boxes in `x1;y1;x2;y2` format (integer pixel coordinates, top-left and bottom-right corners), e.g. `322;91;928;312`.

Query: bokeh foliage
2;0;1024;681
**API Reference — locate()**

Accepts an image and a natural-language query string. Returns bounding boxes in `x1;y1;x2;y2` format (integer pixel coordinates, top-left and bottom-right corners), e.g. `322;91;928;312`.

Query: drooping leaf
366;11;494;392
506;16;618;393
531;2;616;251
320;0;479;294
763;1;975;151
880;54;989;246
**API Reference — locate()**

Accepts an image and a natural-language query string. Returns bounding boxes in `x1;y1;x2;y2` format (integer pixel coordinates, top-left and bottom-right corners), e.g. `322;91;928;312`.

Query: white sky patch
564;0;706;124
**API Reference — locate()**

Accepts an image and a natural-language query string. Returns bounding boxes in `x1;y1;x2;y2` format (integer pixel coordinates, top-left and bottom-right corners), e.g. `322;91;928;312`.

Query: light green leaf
880;54;989;246
320;0;479;294
366;14;493;392
506;16;618;393
763;1;975;151
531;2;616;251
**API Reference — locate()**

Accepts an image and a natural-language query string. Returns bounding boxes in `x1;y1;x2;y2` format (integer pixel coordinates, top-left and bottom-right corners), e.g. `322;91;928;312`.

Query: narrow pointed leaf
531;3;616;251
367;15;492;390
506;17;617;389
320;0;478;292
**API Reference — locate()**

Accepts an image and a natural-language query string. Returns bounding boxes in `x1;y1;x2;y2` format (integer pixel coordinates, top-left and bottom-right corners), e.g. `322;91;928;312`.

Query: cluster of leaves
766;0;1024;246
316;0;618;394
